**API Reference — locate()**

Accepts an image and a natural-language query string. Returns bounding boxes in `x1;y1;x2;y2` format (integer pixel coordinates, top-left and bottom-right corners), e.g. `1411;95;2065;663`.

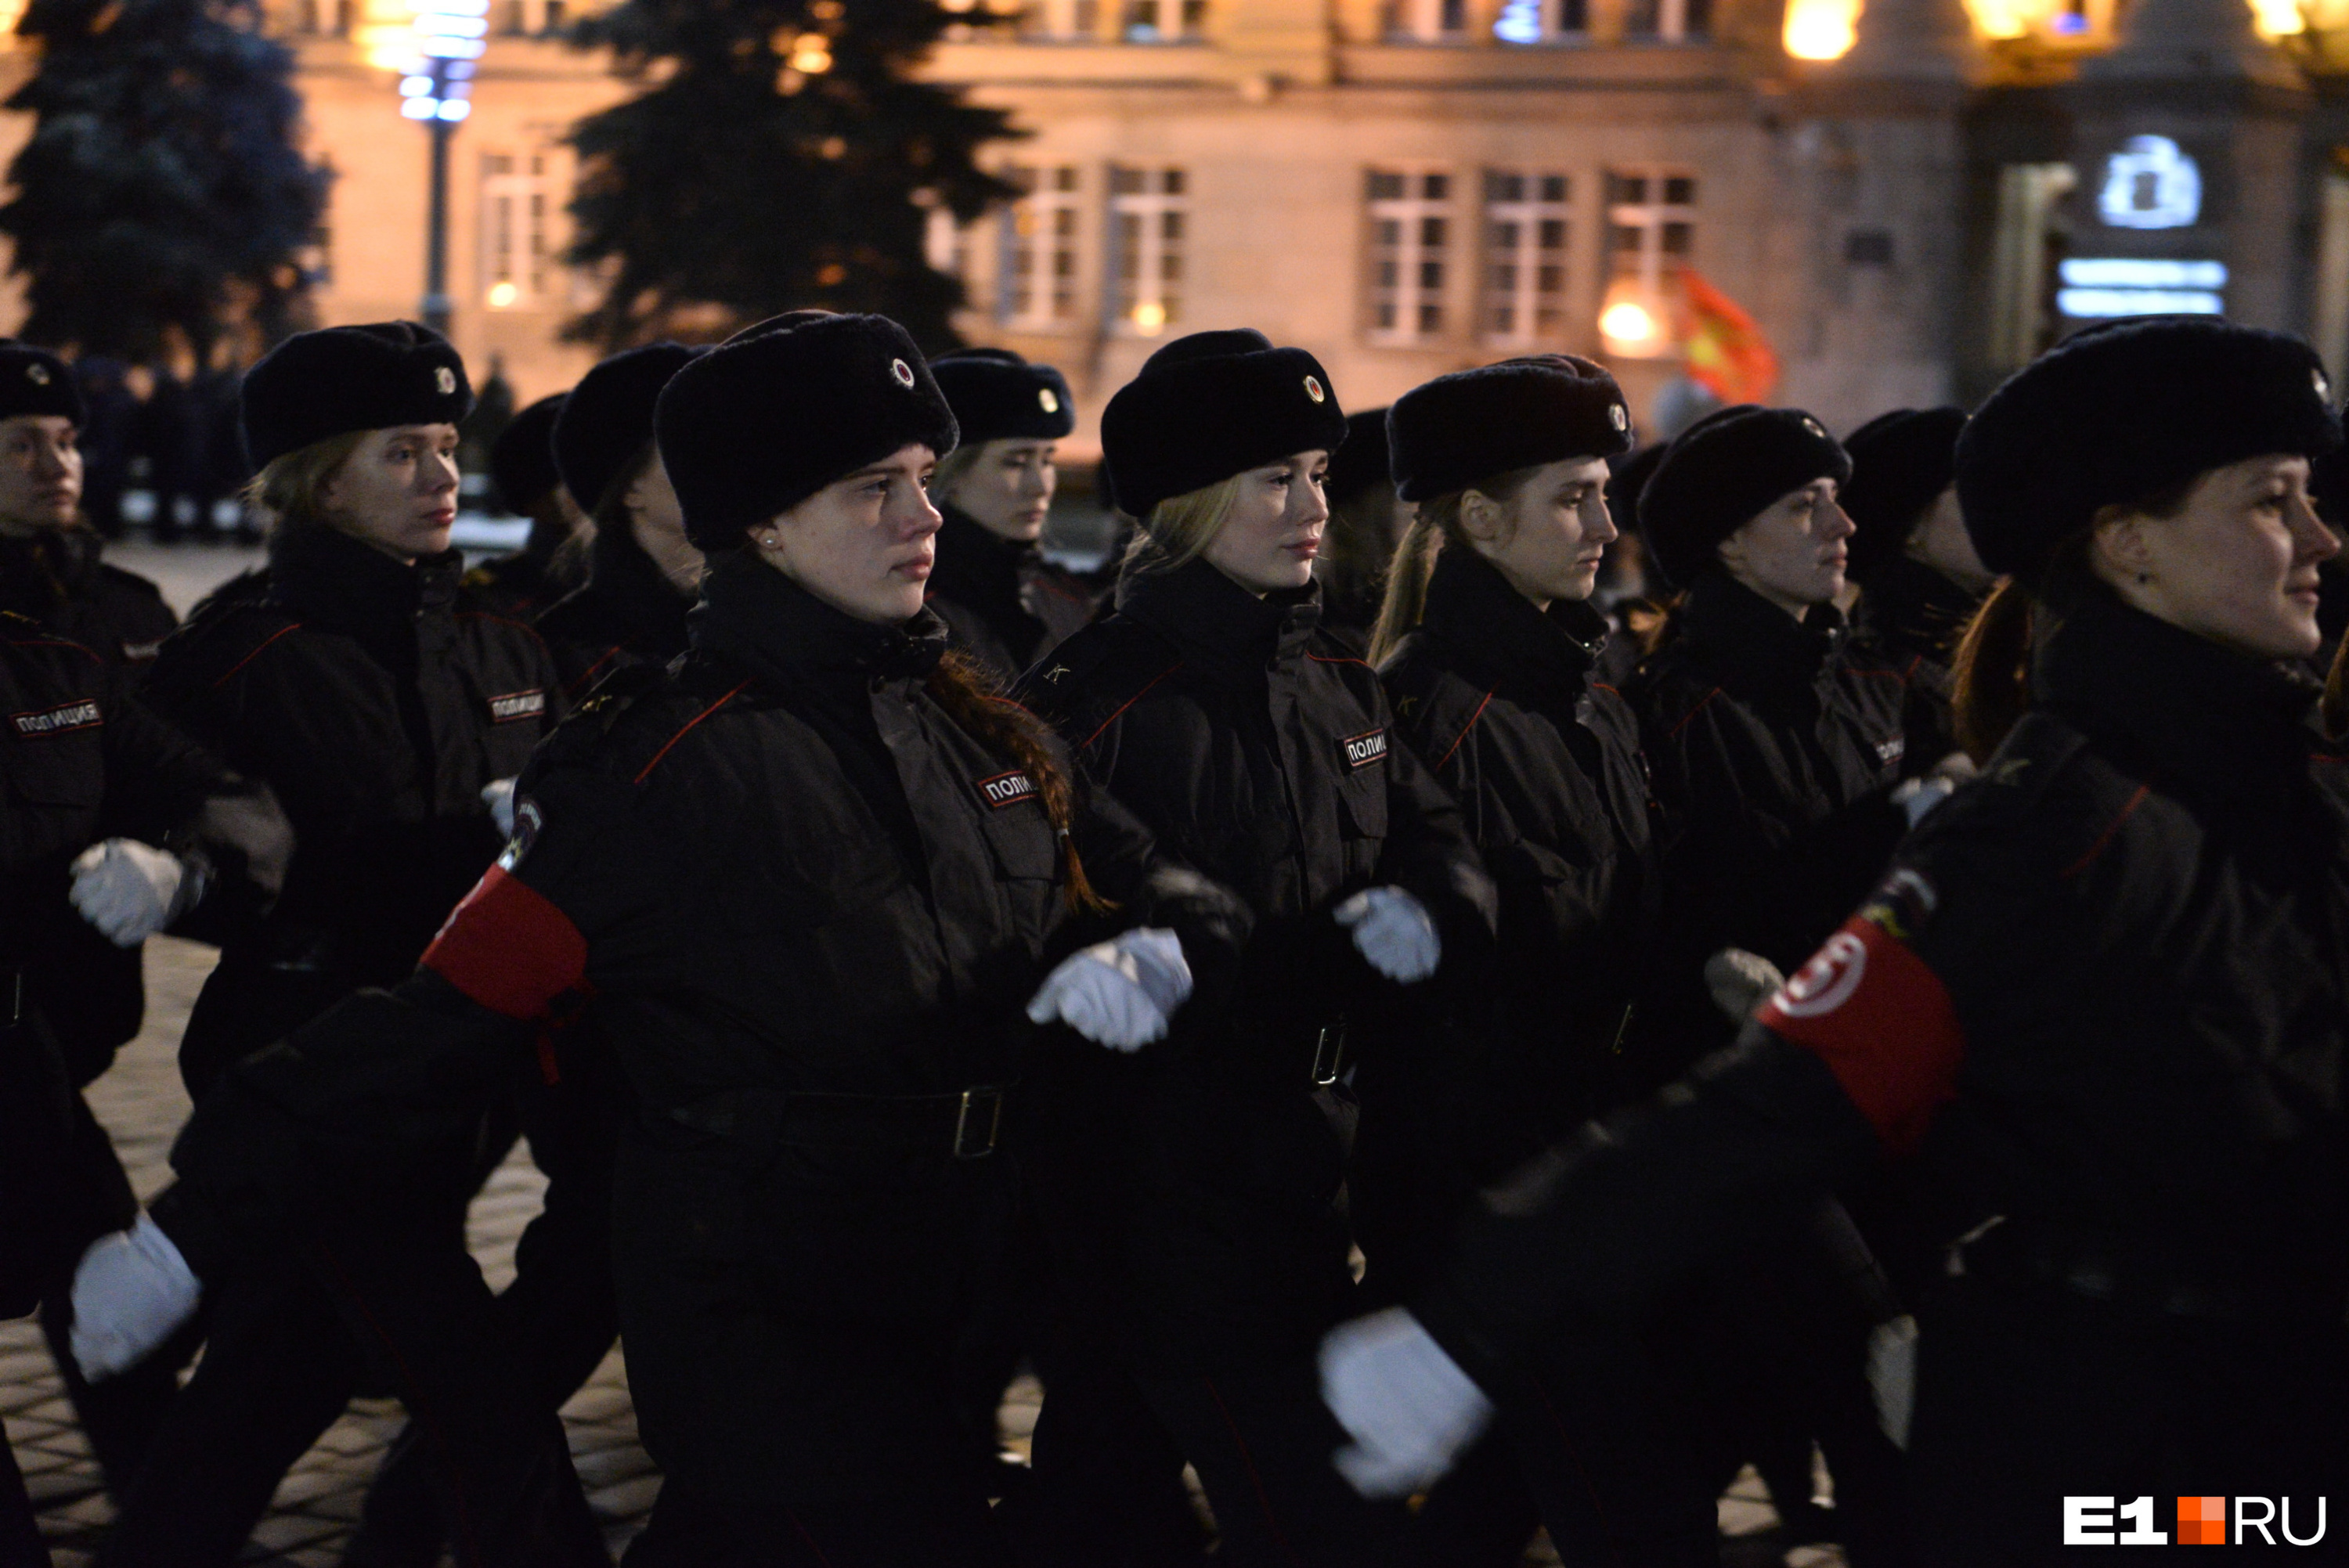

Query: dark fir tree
0;0;329;362
565;0;1019;351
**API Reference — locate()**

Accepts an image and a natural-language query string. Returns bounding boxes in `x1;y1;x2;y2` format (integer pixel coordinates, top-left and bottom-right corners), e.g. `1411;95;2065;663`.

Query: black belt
668;1083;1012;1160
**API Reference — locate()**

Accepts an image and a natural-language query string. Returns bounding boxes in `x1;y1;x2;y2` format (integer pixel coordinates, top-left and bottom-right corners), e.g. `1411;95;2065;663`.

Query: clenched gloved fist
1334;886;1440;984
69;839;201;947
1026;927;1193;1051
1320;1307;1494;1498
1704;946;1785;1022
70;1213;202;1381
482;777;518;838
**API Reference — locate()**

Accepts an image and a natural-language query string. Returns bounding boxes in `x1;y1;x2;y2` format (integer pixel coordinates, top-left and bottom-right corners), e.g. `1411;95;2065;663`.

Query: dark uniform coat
143;523;559;1096
0;528;178;673
1419;586;2349;1557
149;549;1246;1551
1014;556;1495;1368
1853;553;1983;772
1365;547;1662;1288
532;519;693;701
924;505;1097;687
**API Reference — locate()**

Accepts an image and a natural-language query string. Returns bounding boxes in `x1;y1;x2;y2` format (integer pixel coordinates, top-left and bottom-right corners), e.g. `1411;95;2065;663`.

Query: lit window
481;150;558;309
1483;171;1568;346
1493;0;1586;41
1001;166;1083;330
1120;0;1201;41
1110;167;1185;336
1385;0;1468;39
1623;0;1707;40
1366;169;1453;345
1602;168;1695;357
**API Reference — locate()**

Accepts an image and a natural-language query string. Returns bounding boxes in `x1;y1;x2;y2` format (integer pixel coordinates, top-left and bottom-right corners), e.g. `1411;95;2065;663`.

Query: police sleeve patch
11;698;102;737
1340;728;1388;769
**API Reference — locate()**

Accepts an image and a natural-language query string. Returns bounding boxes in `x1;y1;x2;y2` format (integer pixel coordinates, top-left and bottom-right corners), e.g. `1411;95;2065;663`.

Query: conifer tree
0;0;329;361
564;0;1018;351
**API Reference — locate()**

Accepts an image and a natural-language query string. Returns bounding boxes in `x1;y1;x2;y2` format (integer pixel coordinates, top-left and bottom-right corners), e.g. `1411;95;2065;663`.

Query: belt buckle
1311;1022;1348;1088
953;1085;1005;1159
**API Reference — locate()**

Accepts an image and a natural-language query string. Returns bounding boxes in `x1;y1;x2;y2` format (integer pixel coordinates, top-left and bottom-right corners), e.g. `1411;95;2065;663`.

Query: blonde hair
243;430;370;539
1367;465;1544;665
1121;471;1248;579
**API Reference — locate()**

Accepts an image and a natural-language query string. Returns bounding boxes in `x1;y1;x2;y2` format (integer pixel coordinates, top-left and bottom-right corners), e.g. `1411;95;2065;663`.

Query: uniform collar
1856;554;1981;664
690;546;947;691
1117;555;1321;678
268;523;461;641
0;525;99;612
2033;583;2323;813
1420;544;1605;706
927;506;1036;616
1676;568;1844;689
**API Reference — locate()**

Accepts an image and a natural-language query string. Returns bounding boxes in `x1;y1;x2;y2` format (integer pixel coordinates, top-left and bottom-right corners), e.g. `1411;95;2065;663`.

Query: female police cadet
922;348;1092;684
1012;329;1494;1566
71;311;1248;1566
1359;356;1699;1566
1325;316;2349;1563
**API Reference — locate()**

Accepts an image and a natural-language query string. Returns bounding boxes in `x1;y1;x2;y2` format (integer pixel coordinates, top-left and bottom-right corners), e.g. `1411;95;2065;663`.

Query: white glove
1333;886;1441;984
1704;947;1786;1023
69;1213;203;1381
1025;927;1193;1051
1892;751;1978;829
482;777;518;838
1868;1314;1918;1451
1320;1307;1494;1498
69;838;198;947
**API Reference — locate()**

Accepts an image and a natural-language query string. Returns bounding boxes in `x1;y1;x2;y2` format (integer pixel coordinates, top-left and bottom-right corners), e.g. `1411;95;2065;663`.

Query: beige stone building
0;0;2345;448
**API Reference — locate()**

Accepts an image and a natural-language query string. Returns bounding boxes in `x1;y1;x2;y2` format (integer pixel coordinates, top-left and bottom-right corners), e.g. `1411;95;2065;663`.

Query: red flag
1681;269;1778;405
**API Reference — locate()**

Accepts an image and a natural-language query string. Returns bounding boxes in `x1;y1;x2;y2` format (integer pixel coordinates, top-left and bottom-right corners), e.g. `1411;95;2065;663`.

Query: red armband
1755;912;1964;1156
420;866;588;1022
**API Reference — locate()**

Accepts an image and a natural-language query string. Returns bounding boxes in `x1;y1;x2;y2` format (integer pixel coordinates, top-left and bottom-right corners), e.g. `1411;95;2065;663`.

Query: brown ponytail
1365;465;1546;666
925;649;1112;914
1949;576;2034;763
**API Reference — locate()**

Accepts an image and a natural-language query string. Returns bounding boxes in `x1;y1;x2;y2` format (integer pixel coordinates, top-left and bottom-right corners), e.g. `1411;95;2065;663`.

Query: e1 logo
2064;1496;2329;1546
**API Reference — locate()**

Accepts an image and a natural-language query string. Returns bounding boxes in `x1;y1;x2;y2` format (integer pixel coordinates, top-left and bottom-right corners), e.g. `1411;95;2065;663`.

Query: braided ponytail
925;649;1112;914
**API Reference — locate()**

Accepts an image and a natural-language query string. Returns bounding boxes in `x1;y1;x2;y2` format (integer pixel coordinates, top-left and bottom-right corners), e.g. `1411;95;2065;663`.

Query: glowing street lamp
397;0;487;333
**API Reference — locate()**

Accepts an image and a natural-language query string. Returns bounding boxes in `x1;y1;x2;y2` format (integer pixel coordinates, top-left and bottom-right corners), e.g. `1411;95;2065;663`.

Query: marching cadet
533;344;707;698
466;392;589;620
0;610;284;1552
0;342;179;673
1012;328;1495;1566
922;348;1091;684
68;311;1250;1565
1841;407;1991;770
1329;313;2349;1563
1359;355;1696;1565
94;323;579;1568
1315;406;1405;652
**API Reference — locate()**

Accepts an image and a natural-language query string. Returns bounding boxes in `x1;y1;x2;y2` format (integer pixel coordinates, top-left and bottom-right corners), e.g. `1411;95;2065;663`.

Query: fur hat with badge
655;311;958;552
1956;316;2341;579
1839;406;1968;585
1387;354;1633;503
554;343;708;515
929;348;1076;446
240;322;472;472
490;393;568;514
1637;404;1852;590
0;343;85;427
1099;328;1348;519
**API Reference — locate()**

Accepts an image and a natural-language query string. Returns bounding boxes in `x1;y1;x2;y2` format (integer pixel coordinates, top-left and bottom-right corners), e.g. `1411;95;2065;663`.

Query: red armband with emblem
420;866;588;1022
1755;877;1964;1156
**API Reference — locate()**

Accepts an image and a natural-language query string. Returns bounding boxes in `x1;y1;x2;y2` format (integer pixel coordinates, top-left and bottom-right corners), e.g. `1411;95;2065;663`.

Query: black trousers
1908;1274;2348;1566
0;1430;41;1568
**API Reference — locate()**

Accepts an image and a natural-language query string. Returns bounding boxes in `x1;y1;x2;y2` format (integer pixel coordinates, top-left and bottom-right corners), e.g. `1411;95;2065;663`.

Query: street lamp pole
401;3;482;334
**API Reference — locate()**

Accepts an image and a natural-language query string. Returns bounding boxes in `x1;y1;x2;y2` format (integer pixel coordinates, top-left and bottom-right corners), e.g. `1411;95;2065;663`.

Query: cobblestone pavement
1;539;1845;1566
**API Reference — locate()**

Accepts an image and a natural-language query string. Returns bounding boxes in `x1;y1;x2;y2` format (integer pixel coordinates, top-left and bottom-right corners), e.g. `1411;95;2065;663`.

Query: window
1120;0;1202;41
481;151;554;310
1109;168;1185;335
1492;0;1586;41
1622;0;1706;39
1600;170;1694;356
1481;171;1568;346
1366;169;1453;344
1028;0;1099;35
1384;0;1467;38
1001;166;1082;329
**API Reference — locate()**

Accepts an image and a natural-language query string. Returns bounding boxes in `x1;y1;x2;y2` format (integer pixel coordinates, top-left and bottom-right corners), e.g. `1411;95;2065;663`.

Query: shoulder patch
10;697;101;737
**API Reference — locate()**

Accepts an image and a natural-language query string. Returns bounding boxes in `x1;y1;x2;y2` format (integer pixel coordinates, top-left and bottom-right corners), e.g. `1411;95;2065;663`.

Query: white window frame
1120;0;1203;41
1622;0;1703;40
1029;0;1099;35
1605;168;1696;304
1000;165;1083;330
1366;168;1456;346
480;150;556;310
1108;167;1186;337
1481;170;1570;348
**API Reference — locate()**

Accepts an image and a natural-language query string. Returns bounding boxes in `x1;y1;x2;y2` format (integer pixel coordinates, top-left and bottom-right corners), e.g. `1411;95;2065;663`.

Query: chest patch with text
489;690;547;724
977;770;1040;810
1340;728;1389;770
11;699;101;738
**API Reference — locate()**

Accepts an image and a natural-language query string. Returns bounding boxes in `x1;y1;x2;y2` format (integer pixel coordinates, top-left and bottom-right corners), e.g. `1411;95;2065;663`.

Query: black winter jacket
1417;586;2349;1380
0;527;178;673
1014;556;1495;1366
924;506;1095;687
1853;554;1984;771
143;524;560;1095
534;517;693;701
150;550;1247;1318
